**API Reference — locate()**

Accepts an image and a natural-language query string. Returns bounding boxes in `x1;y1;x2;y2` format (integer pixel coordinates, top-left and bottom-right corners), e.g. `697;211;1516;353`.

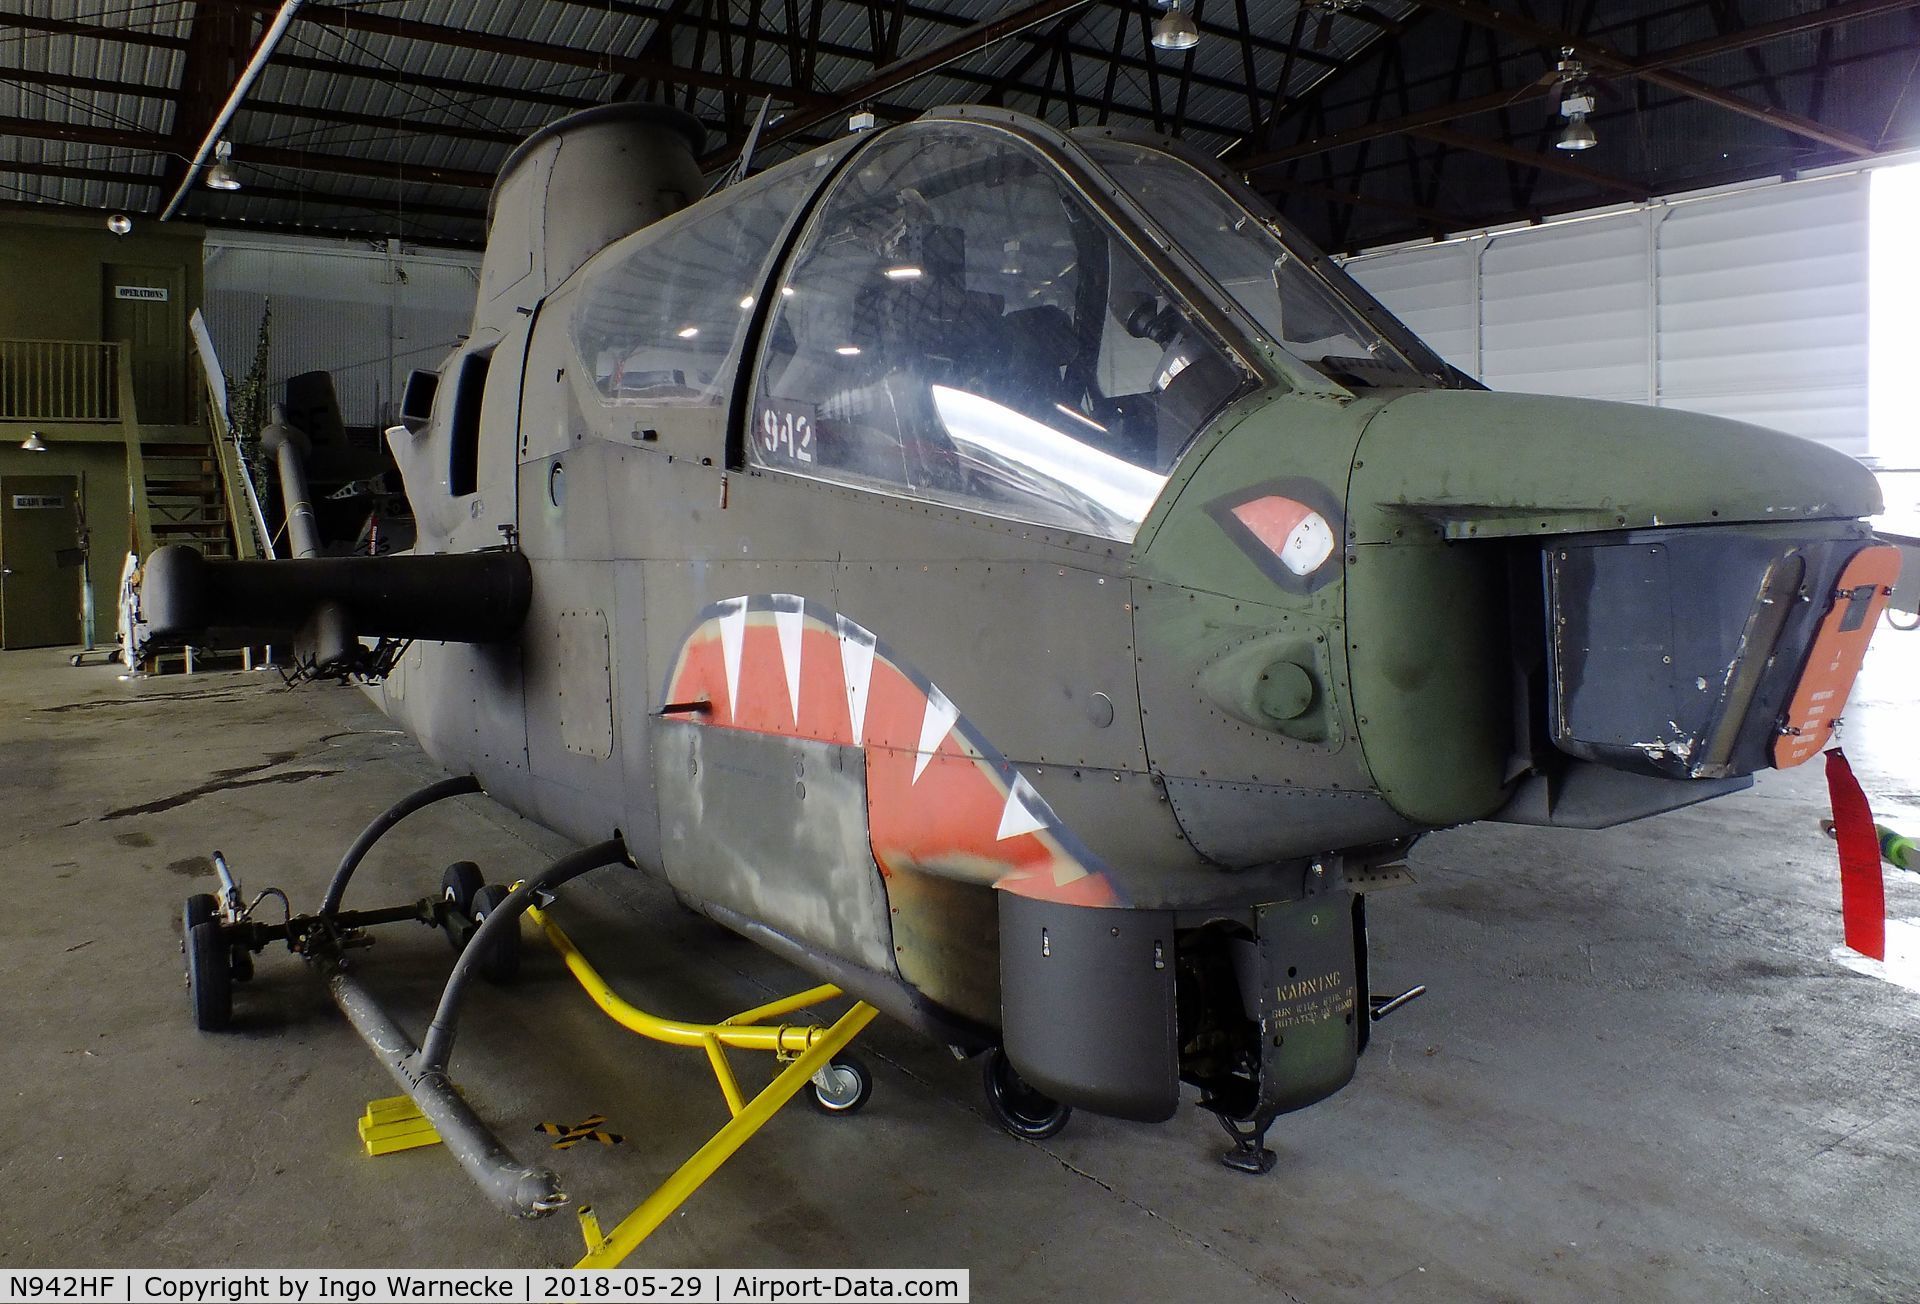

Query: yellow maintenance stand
525;902;879;1269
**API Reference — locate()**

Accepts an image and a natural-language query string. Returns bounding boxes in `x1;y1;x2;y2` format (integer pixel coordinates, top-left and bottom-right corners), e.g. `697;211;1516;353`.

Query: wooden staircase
139;440;238;558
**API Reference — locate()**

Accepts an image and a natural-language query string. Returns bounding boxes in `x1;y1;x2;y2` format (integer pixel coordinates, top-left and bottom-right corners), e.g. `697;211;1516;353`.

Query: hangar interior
2;1;1918;1297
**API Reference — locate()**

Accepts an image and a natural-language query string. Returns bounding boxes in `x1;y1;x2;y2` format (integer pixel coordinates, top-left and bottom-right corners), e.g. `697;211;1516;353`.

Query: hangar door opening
0;475;81;649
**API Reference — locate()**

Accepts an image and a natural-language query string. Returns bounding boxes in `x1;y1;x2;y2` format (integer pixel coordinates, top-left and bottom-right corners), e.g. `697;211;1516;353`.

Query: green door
0;475;81;648
103;264;186;422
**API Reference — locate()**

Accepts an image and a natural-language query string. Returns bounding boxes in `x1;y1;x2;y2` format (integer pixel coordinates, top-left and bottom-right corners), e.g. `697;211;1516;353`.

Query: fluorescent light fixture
931;385;1163;528
884;266;923;281
1054;404;1108;433
835;345;862;356
676;326;700;339
738;295;755;310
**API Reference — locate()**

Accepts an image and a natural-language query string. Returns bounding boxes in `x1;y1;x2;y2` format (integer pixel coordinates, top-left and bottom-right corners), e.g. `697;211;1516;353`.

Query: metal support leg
574;1000;879;1268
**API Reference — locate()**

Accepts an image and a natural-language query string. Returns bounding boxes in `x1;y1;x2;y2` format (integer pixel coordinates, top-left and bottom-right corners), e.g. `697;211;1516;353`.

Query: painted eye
1230;496;1336;577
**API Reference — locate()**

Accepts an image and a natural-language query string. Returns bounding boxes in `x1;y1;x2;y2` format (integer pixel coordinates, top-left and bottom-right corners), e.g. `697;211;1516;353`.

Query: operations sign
114;285;169;301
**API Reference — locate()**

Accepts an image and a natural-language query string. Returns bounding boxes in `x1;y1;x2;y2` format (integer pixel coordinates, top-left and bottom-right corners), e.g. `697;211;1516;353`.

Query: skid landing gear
1217;1115;1277;1175
174;775;881;1267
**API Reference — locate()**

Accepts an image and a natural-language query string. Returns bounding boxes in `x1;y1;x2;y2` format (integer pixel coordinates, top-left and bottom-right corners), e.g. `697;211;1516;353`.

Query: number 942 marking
757;406;815;465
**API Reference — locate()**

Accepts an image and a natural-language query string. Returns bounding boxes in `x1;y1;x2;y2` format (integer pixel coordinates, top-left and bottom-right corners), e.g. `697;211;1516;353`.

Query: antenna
708;96;777;195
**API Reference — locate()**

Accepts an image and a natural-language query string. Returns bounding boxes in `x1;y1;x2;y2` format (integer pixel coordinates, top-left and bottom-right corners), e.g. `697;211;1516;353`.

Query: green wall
0;206;207;646
0;440;131;647
0;206;205;345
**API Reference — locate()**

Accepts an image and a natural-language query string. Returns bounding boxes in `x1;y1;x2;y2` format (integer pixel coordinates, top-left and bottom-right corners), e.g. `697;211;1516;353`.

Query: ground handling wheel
808;1054;874;1115
441;861;484;916
183;892;217;935
468;883;521;985
441;861;485;952
981;1046;1071;1140
187;919;232;1031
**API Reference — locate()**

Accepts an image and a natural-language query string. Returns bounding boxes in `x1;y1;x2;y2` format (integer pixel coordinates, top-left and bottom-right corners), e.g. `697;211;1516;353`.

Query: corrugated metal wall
1345;171;1871;457
202;233;480;434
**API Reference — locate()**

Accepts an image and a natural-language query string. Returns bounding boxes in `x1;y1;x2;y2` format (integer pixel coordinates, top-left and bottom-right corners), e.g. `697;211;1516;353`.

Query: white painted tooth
716;598;747;718
773;594;805;724
913;686;960;783
996;773;1050;841
836;615;876;743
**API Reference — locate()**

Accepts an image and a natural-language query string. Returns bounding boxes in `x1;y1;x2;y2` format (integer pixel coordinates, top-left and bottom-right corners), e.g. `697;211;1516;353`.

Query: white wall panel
1480;215;1650;403
203;233;480;432
1656;176;1868;454
1345;171;1873;456
1344;242;1478;373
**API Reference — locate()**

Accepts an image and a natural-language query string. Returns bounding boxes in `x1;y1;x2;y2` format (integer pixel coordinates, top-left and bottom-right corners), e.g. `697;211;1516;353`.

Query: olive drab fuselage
364;103;1887;1130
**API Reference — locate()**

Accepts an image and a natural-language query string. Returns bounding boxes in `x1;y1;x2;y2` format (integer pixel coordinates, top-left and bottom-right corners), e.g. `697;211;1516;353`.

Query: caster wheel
981;1047;1071;1140
183;892;218;935
808;1055;873;1115
469;883;520;985
187;920;232;1031
441;861;484;917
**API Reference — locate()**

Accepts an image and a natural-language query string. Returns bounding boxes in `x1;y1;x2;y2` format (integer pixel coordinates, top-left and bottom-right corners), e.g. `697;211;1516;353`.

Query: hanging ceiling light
106;213;132;235
205;139;242;191
20;432;49;453
1151;1;1200;51
1556;89;1598;151
1556;112;1598;151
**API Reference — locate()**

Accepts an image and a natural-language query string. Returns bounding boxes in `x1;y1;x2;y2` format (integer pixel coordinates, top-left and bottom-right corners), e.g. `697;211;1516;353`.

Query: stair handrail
116;342;156;559
189;309;272;559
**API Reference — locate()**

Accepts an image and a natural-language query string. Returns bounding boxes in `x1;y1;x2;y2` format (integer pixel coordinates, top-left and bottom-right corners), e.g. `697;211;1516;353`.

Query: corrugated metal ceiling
2;0;1915;252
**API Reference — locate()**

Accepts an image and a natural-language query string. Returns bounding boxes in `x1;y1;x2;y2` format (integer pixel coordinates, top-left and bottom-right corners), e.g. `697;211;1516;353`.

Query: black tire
441;861;484;917
183;892;218;935
468;883;520;985
187;920;232;1031
808;1054;874;1115
981;1047;1071;1140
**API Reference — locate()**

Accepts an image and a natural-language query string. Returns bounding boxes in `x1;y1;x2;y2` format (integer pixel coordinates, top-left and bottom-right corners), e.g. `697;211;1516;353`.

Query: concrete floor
2;636;1917;1301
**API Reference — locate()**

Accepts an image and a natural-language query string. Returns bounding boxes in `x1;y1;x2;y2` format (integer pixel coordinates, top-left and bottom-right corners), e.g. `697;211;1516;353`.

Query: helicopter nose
1130;387;1887;863
1343;389;1886;823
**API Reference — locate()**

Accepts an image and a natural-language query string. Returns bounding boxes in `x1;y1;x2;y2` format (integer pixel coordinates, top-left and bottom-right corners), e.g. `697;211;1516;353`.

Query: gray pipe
260;407;319;559
328;968;566;1218
160;0;304;221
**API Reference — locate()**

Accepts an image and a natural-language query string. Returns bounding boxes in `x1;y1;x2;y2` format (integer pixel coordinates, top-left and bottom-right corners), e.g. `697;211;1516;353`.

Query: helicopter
141;99;1894;1188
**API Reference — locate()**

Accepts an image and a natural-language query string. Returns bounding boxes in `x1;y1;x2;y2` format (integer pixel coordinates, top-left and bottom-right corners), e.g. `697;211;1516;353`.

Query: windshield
1079;139;1432;388
748;124;1251;541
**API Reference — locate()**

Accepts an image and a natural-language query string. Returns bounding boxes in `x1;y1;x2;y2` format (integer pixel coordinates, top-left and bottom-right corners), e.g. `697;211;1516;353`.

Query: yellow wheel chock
523;902;880;1269
358;1094;442;1156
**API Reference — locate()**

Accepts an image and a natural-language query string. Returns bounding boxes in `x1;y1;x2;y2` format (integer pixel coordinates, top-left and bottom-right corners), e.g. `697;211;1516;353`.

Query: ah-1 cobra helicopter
143;99;1893;1191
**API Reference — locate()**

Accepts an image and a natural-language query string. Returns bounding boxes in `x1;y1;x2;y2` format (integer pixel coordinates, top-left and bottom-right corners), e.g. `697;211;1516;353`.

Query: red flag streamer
1824;748;1886;961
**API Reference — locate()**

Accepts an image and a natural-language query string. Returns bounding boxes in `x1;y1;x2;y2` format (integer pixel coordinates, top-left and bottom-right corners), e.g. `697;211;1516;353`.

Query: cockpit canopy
568;113;1444;542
